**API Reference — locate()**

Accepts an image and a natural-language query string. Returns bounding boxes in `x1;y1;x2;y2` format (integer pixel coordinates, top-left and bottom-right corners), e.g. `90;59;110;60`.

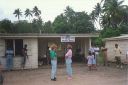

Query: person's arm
26;49;29;59
65;50;72;58
65;50;69;57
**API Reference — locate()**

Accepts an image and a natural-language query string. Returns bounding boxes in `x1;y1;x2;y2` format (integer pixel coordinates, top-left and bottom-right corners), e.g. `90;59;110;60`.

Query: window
5;39;13;50
15;39;23;56
5;39;23;56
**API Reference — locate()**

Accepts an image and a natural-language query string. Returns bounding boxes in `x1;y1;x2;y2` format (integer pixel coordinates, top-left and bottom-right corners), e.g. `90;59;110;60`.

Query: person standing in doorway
50;44;57;81
101;44;108;66
89;44;97;69
65;44;73;80
114;44;122;68
22;44;28;69
89;45;95;56
6;47;14;71
94;45;100;65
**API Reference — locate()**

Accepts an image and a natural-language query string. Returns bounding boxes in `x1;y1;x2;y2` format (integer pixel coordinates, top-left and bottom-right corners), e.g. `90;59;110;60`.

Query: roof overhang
104;35;128;41
0;33;99;38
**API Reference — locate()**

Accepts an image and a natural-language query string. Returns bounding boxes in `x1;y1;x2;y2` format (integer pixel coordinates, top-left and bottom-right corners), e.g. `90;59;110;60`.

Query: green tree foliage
32;17;44;33
91;0;128;46
53;14;69;33
53;6;95;33
43;21;54;33
91;37;103;47
101;0;126;28
0;19;14;33
101;28;120;38
14;20;32;33
74;12;95;33
91;0;128;39
90;3;102;29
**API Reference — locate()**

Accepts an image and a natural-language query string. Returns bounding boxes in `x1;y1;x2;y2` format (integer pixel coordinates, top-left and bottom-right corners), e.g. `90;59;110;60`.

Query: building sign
61;35;75;42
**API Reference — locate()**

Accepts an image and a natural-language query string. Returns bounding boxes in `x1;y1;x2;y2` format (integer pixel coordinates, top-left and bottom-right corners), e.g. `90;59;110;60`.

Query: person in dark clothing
22;44;28;69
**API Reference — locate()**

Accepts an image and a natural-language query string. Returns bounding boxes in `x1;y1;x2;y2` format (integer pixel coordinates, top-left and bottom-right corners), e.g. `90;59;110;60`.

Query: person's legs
51;60;57;80
21;57;26;69
118;57;122;68
104;56;108;66
54;60;57;78
92;58;97;70
95;54;98;65
88;65;92;71
10;56;13;70
115;56;120;67
6;56;10;71
103;56;106;66
66;59;72;78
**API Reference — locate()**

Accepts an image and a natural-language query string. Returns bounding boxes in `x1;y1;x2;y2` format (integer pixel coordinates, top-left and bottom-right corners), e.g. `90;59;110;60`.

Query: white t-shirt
89;47;95;53
114;47;121;56
94;47;99;55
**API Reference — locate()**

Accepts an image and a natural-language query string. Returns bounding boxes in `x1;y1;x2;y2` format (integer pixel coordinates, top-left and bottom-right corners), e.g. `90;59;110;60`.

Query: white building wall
106;40;128;62
0;39;6;68
23;38;38;69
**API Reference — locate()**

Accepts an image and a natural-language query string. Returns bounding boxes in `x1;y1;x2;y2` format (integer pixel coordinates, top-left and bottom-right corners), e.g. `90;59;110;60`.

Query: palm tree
13;8;22;20
101;0;125;28
33;6;41;18
24;8;33;21
90;3;102;29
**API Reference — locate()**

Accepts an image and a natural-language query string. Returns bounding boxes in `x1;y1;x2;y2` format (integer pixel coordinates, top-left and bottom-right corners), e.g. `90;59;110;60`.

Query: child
92;53;97;70
87;52;93;71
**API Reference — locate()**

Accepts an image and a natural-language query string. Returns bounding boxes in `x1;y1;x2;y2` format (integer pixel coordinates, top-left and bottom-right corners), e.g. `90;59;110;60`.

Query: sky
0;0;128;22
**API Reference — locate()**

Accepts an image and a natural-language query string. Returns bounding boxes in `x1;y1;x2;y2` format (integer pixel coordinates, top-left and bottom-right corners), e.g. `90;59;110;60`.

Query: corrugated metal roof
0;33;99;38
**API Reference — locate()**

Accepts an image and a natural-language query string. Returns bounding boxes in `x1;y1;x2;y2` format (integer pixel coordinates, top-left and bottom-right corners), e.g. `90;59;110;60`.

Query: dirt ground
3;64;128;85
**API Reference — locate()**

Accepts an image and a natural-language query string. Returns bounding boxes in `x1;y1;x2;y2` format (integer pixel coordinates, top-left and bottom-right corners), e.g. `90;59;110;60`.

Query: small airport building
0;33;98;69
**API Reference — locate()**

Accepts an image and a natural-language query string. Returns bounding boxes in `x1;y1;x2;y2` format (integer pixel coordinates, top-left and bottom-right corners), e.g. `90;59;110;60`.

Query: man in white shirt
114;44;122;68
89;46;95;54
94;46;100;65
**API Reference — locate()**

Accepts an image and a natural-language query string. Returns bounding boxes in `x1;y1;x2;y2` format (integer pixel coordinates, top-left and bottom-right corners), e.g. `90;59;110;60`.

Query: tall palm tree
24;8;33;21
13;8;22;20
101;0;125;28
90;3;102;29
33;6;41;18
